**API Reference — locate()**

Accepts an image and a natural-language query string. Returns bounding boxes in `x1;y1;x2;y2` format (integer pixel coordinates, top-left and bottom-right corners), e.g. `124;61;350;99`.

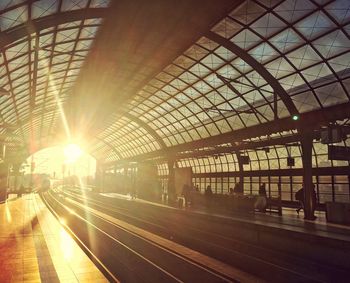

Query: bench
266;196;282;215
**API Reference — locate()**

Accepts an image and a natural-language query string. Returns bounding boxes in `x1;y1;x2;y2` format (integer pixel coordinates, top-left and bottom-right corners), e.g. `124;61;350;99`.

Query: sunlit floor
0;194;107;283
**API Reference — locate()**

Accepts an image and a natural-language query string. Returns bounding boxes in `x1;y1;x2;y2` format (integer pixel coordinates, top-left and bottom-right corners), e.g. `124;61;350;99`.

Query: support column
300;131;316;220
0;162;8;201
101;166;106;193
10;163;22;196
167;159;176;203
124;166;128;194
95;161;103;193
235;151;244;193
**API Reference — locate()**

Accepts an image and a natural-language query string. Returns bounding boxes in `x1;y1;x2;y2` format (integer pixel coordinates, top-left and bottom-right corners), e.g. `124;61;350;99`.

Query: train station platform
0;194;108;283
101;192;350;242
58;188;350;281
99;192;350;273
3;189;350;282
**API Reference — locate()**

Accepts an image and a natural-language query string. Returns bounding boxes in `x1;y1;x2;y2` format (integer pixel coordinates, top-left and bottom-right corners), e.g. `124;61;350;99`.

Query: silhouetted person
205;185;213;210
182;184;191;207
259;183;267;196
229;187;234;195
311;184;317;217
205;185;213;196
195;184;199;192
130;186;137;199
255;183;267;212
18;185;24;197
233;182;242;194
295;187;304;214
295;185;317;218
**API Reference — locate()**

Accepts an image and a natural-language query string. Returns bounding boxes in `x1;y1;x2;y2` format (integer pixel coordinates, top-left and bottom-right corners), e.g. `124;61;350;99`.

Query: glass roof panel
325;0;350;24
329;54;350;77
32;0;59;19
313;30;350;59
314;82;348;107
250;12;286;38
229;0;265;25
6;41;28;60
212;17;242;39
274;0;316;23
61;0;89;12
286;45;322;69
231;29;261;50
294;11;336;40
0;1;25;10
269;28;304;53
0;6;27;31
90;0;111;8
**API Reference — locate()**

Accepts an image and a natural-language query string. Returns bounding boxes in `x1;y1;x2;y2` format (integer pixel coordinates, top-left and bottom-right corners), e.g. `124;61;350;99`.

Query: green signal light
292;114;300;121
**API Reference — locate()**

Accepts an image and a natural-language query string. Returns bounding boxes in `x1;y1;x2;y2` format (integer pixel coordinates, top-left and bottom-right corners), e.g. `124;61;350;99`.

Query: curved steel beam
93;136;123;160
0;8;108;49
124;113;167;149
205;31;299;117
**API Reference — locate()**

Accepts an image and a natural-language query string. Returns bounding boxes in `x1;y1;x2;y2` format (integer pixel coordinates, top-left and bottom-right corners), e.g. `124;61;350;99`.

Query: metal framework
0;1;349;206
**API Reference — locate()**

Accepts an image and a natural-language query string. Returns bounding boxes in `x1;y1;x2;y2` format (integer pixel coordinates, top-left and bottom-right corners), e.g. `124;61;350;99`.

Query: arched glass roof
0;0;349;166
0;0;109;157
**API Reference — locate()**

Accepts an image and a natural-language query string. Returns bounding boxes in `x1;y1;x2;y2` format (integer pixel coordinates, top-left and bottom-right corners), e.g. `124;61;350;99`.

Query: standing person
205;185;213;210
205;185;213;196
255;183;267;212
195;184;199;192
182;184;191;207
295;187;304;214
295;185;317;219
233;182;242;194
130;186;137;199
161;184;168;203
259;183;267;196
311;184;317;217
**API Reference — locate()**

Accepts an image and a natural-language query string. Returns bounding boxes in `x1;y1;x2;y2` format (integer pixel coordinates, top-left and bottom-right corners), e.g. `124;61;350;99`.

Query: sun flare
64;144;83;164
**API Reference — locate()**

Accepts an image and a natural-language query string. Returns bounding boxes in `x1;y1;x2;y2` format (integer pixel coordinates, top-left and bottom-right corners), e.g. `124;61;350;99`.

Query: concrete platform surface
0;194;108;283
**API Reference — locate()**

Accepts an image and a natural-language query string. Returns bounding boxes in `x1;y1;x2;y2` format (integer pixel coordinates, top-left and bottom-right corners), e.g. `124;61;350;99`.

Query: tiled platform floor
0;194;108;283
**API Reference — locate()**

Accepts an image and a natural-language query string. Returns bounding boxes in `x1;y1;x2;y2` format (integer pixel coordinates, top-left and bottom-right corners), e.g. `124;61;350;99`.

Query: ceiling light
292;114;300;121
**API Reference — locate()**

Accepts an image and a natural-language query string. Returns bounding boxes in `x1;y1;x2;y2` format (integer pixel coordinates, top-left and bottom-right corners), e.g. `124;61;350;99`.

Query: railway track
44;187;350;282
42;190;253;283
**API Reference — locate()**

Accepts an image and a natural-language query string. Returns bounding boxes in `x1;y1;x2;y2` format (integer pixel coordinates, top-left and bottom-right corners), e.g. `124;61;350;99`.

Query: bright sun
64;144;83;164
